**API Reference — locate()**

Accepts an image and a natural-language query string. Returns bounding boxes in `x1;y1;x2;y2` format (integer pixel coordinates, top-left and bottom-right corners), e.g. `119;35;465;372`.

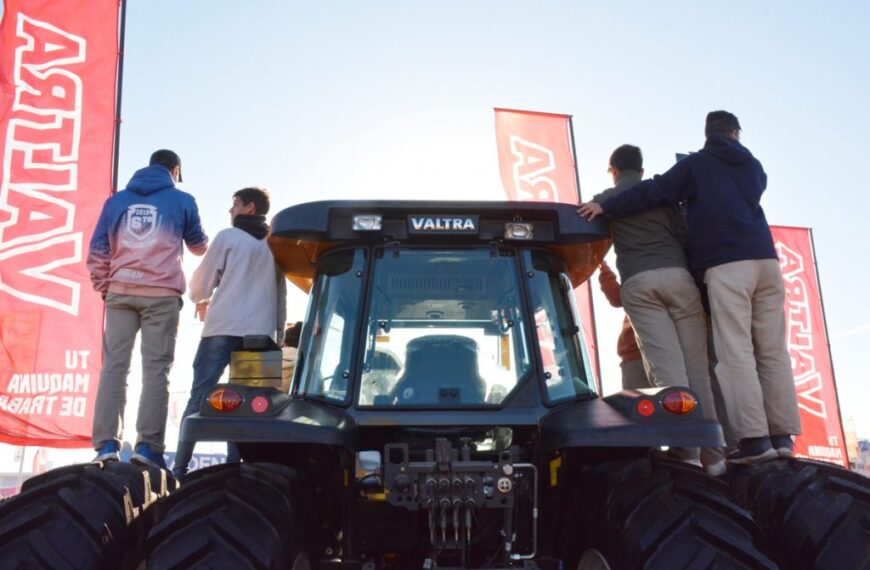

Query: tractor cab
271;200;609;413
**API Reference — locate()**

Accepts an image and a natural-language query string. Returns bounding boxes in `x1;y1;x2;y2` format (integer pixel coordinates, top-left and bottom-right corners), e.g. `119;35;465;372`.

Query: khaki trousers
92;293;181;451
704;259;801;441
622;267;722;465
705;317;737;448
620;358;650;390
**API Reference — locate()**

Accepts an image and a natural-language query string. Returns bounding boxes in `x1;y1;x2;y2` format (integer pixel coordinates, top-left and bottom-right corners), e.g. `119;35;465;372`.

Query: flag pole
809;228;849;452
567;116;582;203
16;446;26;492
567;116;602;388
111;0;128;194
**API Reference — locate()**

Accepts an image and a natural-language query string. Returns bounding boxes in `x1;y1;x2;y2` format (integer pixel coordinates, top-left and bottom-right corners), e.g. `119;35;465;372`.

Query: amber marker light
208;388;243;412
637;399;655;417
661;390;697;414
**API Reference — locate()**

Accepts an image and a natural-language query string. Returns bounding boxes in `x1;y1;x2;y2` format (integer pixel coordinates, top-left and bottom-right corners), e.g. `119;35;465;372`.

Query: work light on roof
353;214;382;231
504;222;534;240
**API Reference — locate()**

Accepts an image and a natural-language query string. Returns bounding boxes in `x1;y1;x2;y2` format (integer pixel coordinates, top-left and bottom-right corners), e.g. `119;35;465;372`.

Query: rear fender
183;391;357;452
540;387;724;453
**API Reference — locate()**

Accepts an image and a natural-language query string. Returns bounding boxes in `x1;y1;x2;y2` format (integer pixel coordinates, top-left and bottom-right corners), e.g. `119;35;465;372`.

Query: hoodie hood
701;133;755;166
125;164;177;196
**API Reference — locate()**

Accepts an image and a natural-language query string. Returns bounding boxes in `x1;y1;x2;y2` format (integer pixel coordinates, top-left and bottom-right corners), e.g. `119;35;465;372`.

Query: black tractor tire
0;460;176;569
569;458;775;569
729;458;870;570
145;462;311;570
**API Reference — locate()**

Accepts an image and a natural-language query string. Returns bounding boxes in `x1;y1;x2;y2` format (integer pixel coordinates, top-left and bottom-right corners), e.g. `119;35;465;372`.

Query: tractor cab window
359;248;531;408
296;248;366;403
522;249;595;402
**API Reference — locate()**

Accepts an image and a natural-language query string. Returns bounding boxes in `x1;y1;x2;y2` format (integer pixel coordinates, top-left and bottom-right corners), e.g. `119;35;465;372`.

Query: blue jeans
174;336;243;476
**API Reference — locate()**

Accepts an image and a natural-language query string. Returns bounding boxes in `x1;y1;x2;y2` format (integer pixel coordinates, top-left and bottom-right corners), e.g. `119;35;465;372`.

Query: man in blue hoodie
578;111;801;465
87;149;209;469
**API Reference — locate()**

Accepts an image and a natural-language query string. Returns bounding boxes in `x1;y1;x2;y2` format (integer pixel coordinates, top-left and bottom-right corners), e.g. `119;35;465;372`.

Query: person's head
705;110;741;140
149;149;182;183
283;321;302;348
608;144;643;183
230;187;270;221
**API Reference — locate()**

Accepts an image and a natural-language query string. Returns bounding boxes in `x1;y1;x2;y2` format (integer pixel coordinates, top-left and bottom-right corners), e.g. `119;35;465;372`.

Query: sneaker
93;441;120;463
650;447;702;468
704;460;727;477
131;443;168;470
770;434;795;458
726;437;778;465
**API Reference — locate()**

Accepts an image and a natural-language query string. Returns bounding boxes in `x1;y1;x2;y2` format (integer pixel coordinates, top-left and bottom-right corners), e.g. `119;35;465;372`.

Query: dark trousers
174;335;243;476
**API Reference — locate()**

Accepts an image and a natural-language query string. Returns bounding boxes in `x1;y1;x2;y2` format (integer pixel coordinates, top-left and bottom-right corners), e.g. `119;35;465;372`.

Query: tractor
2;200;867;569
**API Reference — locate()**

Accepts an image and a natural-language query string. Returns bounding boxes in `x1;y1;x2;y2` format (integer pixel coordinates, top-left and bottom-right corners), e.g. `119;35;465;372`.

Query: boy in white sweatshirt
173;187;286;478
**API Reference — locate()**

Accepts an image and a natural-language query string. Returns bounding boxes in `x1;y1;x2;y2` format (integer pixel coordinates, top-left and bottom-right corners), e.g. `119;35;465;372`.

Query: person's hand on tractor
577;201;603;221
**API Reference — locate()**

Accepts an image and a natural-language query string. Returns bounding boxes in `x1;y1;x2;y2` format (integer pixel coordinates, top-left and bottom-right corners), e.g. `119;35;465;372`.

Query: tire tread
0;461;171;569
576;458;775;569
146;462;307;570
730;458;870;570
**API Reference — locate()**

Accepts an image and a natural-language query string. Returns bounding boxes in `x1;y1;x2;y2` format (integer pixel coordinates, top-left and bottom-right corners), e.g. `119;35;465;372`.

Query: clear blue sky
4;1;870;469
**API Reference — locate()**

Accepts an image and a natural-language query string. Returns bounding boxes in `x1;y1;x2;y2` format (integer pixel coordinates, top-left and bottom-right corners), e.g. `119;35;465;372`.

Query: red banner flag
494;109;580;203
494;108;600;384
771;226;847;466
0;0;120;446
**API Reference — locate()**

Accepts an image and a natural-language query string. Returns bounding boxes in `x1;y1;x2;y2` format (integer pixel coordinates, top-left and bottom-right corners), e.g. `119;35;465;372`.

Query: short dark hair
283;321;302;348
233;187;270;216
609;144;643;172
149;149;182;182
705;110;741;137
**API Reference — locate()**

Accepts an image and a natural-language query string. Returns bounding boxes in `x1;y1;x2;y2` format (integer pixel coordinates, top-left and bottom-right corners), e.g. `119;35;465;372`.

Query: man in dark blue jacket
578;111;801;465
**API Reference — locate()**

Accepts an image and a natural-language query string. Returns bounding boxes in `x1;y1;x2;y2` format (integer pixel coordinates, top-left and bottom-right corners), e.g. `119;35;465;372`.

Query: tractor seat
391;335;486;405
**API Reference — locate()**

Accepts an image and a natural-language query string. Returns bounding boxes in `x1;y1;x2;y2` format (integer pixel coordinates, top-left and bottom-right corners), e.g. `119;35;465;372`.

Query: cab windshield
295;246;594;407
359;248;531;407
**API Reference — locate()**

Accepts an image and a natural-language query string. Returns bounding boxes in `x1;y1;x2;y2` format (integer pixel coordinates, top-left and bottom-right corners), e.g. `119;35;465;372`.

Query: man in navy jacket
579;111;800;465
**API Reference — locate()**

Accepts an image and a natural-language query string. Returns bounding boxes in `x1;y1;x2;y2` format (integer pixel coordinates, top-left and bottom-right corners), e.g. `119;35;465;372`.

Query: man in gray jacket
592;145;723;475
172;187;286;479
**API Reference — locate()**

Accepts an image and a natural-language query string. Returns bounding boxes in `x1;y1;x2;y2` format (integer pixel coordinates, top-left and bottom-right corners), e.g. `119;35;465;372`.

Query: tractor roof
268;200;611;292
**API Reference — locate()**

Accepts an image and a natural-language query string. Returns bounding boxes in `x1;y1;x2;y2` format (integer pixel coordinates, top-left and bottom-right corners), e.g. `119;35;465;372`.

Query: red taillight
637;399;655;416
251;395;269;414
662;390;697;414
208;388;243;412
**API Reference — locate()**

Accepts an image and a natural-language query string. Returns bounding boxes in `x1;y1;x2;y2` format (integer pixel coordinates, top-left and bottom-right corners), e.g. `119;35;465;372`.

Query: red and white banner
0;0;120;446
771;226;847;466
494;109;580;203
494;108;600;385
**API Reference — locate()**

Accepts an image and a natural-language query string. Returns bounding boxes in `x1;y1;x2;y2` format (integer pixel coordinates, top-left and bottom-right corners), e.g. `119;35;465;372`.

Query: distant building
845;418;867;474
858;440;870;475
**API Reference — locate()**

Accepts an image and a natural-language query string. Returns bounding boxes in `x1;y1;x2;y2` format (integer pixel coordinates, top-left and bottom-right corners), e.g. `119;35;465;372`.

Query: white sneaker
651;447;702;468
704;460;727;477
